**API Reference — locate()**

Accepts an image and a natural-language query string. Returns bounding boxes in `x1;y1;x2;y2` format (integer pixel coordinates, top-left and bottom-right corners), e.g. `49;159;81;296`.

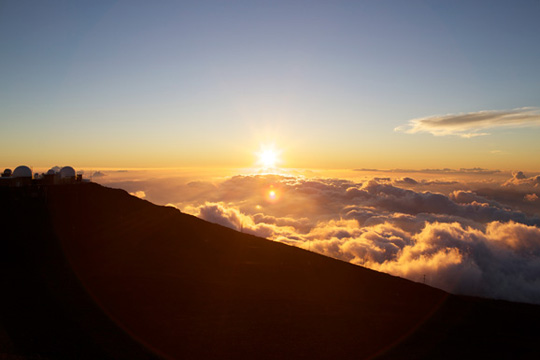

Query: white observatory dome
59;166;76;179
12;165;32;178
46;168;56;175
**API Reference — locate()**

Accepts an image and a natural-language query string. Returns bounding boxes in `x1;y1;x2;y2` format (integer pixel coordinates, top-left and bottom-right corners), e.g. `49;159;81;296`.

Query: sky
1;0;540;170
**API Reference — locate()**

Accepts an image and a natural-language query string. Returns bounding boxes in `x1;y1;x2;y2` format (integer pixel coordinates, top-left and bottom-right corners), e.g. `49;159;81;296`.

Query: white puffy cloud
197;202;244;230
396;107;540;138
299;220;540;303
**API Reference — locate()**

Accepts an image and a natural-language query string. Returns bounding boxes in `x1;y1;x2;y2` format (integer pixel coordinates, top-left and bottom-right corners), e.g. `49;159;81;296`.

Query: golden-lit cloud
396;107;540;138
129;190;146;199
503;171;540;188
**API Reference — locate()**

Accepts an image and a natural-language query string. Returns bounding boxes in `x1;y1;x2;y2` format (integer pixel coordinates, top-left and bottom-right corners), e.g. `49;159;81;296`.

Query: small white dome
12;165;32;178
59;166;76;179
51;166;61;173
46;169;56;175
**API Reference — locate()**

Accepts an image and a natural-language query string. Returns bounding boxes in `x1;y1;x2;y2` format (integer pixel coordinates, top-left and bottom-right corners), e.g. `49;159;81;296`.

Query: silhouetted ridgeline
1;183;540;359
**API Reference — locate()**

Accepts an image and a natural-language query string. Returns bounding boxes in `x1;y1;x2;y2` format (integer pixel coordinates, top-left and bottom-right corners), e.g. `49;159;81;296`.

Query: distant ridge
1;183;540;359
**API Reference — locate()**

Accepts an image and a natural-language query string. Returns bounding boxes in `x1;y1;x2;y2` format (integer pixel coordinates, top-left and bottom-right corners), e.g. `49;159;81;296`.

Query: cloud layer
396;107;540;138
96;170;540;304
178;174;540;303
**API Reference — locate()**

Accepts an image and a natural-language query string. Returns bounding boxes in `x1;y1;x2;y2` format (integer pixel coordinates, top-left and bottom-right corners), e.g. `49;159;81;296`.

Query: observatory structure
0;165;84;187
2;165;34;186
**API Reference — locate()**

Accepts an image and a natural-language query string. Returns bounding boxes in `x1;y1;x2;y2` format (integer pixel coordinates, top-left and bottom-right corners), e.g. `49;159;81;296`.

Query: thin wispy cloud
396;107;540;138
354;167;500;175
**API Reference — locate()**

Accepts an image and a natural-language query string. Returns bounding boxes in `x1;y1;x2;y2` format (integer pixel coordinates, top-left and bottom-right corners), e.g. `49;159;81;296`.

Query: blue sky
1;0;539;169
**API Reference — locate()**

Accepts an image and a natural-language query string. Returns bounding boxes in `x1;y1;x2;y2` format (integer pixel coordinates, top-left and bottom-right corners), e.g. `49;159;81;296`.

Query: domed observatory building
43;167;58;184
0;168;13;187
59;166;76;184
2;169;12;178
12;165;33;186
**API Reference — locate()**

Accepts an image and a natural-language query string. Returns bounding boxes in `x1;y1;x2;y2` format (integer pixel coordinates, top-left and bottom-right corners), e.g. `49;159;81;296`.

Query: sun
256;144;281;169
259;149;278;168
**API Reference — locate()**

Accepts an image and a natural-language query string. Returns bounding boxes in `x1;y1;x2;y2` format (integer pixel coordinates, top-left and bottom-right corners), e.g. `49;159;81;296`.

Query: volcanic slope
1;183;540;359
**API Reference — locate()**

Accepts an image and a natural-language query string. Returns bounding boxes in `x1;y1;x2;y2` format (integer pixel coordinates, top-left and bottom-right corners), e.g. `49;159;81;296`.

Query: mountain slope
1;183;540;359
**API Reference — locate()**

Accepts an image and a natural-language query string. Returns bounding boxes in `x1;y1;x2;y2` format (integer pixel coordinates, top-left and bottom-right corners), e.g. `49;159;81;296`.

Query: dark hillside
1;183;540;359
0;185;158;359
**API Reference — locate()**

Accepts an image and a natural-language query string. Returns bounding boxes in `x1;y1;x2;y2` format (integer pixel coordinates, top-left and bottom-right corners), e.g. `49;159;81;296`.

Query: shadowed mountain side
0;186;159;359
2;183;540;359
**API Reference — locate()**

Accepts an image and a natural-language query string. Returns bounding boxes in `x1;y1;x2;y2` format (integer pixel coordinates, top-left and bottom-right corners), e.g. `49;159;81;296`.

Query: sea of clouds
94;169;540;304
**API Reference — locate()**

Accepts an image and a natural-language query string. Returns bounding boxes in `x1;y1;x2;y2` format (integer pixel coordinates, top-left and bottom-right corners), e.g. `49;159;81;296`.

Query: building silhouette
0;165;84;187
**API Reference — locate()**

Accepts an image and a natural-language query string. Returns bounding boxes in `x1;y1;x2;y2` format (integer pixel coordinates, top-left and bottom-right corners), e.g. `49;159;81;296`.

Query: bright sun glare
256;145;281;169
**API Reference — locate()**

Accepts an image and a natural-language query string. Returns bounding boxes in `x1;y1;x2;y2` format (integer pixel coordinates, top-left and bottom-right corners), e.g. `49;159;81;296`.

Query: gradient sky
1;0;540;170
